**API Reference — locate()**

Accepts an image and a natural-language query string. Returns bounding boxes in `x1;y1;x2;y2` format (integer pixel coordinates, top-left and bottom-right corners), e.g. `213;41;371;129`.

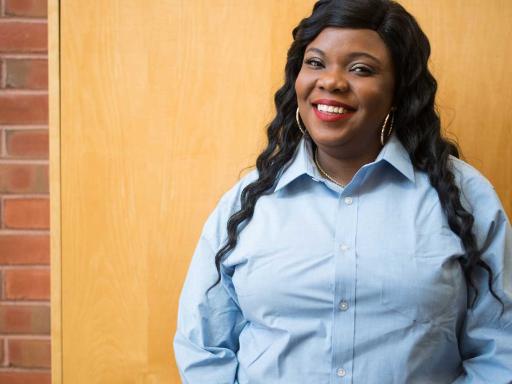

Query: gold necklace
314;149;345;187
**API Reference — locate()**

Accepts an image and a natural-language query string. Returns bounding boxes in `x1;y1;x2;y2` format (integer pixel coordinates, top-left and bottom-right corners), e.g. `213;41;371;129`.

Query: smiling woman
296;28;395;186
174;0;512;383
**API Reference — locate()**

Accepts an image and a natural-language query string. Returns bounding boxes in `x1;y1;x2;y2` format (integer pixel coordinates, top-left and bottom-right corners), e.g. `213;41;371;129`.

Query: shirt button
344;197;353;205
338;300;349;311
340;244;349;252
336;368;346;377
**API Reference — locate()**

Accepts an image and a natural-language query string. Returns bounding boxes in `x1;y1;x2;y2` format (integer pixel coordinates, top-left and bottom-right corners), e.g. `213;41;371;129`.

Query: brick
4;269;50;300
0;338;4;364
3;198;49;229
0;163;49;193
5;129;49;158
5;0;48;18
0;234;49;264
0;94;48;124
8;338;51;368
0;22;47;53
6;59;48;89
0;372;51;384
0;304;50;334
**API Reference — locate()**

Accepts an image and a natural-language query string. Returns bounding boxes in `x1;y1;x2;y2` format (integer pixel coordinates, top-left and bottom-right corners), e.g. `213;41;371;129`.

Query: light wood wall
50;1;512;383
402;0;512;213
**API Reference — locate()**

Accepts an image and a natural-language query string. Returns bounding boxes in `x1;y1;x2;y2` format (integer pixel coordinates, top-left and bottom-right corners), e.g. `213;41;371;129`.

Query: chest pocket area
380;230;464;324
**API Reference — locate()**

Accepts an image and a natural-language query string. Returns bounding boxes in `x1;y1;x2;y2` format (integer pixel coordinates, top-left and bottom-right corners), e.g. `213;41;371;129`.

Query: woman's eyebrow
345;51;382;64
304;47;325;56
304;47;382;65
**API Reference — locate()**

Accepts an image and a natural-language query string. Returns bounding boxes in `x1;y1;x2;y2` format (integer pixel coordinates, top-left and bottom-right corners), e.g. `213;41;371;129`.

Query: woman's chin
308;129;352;149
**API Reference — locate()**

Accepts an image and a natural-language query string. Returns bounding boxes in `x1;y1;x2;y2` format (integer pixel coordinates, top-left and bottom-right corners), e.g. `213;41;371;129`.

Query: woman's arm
453;185;512;383
174;204;246;384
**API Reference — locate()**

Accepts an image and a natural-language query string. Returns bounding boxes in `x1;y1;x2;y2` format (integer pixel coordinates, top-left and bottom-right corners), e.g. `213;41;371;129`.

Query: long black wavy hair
212;0;501;309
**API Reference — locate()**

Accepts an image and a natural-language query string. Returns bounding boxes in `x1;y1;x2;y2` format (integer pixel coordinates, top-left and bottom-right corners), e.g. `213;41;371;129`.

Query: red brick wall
0;0;50;383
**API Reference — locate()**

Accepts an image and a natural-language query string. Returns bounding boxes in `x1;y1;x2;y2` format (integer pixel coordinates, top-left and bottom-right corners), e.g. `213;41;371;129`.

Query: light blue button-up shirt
174;135;512;384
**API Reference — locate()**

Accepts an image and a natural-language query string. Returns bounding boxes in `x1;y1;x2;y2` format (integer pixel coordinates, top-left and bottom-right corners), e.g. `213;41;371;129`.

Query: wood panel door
50;1;511;383
51;1;316;383
401;0;512;214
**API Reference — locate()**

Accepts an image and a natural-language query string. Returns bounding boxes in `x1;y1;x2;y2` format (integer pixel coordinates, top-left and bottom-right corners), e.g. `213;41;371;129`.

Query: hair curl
212;0;502;310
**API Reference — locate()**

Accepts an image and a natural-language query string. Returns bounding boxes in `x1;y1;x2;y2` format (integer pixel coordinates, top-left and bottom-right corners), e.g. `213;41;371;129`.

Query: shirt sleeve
453;183;512;383
174;201;246;384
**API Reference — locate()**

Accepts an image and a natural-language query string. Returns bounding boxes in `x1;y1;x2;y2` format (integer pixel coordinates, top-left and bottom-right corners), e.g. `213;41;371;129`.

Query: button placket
332;193;357;383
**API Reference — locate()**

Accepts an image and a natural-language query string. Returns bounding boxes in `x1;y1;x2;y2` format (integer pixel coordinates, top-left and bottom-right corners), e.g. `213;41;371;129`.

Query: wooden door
50;1;511;383
51;1;317;383
402;0;512;213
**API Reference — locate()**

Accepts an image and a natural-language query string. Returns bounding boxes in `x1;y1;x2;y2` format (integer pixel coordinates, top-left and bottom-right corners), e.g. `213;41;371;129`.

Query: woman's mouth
313;103;356;122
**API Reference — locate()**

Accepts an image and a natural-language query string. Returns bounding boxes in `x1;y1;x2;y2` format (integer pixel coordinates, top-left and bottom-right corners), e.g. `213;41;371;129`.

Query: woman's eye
350;65;373;75
304;58;323;68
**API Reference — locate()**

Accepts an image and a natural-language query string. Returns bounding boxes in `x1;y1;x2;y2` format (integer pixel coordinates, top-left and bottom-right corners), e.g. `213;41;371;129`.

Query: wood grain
53;1;511;383
58;1;313;382
48;0;62;382
401;0;512;215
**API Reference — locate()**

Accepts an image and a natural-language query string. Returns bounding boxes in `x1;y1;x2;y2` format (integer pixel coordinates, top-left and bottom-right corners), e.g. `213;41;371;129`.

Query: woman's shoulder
217;168;259;211
448;155;509;239
448;156;497;201
201;169;259;246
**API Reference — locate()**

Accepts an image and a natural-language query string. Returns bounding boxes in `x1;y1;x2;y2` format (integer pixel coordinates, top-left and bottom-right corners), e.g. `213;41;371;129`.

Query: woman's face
295;27;395;158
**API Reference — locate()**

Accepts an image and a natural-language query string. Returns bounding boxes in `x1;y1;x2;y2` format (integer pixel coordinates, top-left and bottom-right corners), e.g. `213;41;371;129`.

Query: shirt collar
376;134;415;183
274;134;415;193
273;139;313;192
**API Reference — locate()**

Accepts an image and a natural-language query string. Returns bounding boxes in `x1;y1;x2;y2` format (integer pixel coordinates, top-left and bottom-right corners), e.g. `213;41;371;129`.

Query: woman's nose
317;69;349;93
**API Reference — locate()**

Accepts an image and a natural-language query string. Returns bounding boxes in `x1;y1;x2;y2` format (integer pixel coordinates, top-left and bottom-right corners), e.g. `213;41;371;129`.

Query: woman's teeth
316;104;347;114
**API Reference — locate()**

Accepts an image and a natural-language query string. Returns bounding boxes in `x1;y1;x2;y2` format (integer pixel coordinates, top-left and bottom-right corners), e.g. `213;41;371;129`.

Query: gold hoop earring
296;107;306;136
380;110;394;146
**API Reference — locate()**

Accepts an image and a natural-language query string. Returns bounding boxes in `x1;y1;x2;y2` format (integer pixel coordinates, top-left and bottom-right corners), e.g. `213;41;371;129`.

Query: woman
174;0;512;383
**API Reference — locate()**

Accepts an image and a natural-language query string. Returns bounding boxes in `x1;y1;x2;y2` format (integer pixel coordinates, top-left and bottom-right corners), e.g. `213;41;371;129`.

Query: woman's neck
315;142;381;186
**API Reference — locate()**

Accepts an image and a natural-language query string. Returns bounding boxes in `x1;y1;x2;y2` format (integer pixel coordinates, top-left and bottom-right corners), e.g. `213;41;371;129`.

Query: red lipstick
312;99;356;110
311;99;356;122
